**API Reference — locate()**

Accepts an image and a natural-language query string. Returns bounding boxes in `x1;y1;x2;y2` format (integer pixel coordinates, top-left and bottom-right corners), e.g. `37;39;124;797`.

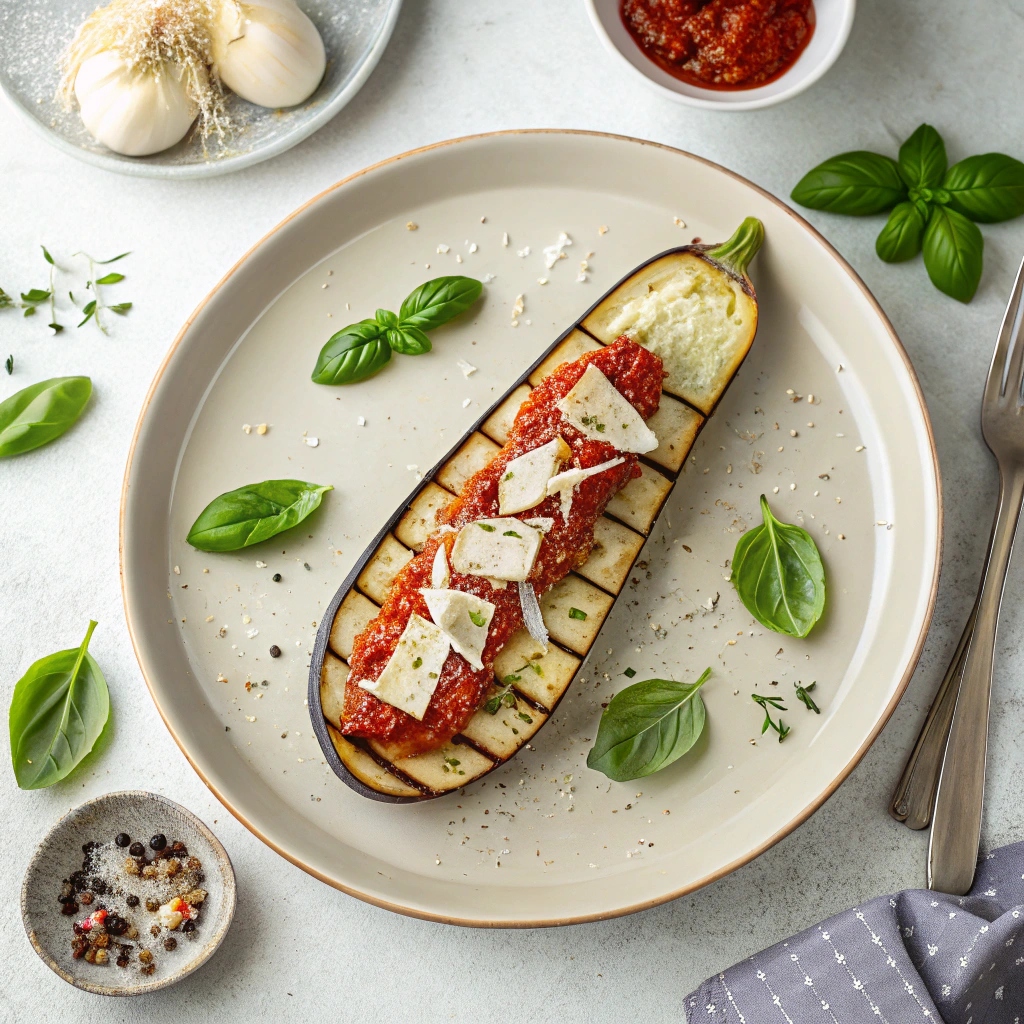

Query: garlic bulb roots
211;0;326;109
75;51;198;156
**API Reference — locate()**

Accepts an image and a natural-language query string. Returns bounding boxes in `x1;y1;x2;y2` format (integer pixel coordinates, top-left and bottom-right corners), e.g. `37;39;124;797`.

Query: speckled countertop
2;1;1024;1021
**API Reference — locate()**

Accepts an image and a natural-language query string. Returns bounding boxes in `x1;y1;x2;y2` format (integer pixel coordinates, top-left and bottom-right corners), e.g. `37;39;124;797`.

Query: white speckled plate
0;0;402;178
121;131;940;926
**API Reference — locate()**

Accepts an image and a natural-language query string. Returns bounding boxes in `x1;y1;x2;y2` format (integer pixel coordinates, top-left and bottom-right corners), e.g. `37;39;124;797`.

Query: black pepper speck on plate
269;645;281;658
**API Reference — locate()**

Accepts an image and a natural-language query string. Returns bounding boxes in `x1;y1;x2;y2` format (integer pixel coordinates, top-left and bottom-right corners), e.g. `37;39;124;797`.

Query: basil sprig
731;495;826;638
586;669;711;782
312;275;483;385
792;124;1024;302
9;620;110;790
0;375;92;458
187;479;333;552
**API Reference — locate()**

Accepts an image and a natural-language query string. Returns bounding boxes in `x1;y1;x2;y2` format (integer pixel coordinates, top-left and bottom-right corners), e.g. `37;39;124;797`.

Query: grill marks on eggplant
310;241;760;802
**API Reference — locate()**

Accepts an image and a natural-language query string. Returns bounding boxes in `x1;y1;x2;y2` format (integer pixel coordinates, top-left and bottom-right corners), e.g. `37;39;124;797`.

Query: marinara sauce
342;338;664;758
621;0;815;90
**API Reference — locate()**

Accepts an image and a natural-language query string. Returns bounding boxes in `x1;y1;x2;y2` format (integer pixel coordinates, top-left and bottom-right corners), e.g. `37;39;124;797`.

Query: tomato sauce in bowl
620;0;815;90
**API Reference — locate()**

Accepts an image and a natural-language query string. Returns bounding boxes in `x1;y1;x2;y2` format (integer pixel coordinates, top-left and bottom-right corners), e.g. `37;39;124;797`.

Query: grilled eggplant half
309;218;764;802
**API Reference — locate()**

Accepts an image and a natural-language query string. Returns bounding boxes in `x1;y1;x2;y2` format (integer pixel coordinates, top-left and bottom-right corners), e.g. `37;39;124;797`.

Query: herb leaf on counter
186;479;333;552
942;153;1024;223
0;376;92;458
898;123;947;189
312;319;392;385
399;276;483;331
587;669;711;782
923;206;984;303
752;693;790;742
730;495;826;638
795;682;820;713
876;201;928;263
790;152;905;215
9;620;110;790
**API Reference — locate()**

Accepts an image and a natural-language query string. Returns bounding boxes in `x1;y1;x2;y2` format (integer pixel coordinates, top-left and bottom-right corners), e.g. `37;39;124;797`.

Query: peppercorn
145;899;160;913
186;856;202;871
116;957;129;969
126;894;139;908
140;963;155;976
79;892;94;906
81;841;97;855
181;920;196;934
272;573;281;582
72;940;88;960
128;841;145;858
163;937;178;951
94;948;110;965
171;841;187;854
92;932;110;949
149;834;167;851
61;902;79;916
106;915;128;936
114;832;131;848
269;644;281;658
84;948;97;964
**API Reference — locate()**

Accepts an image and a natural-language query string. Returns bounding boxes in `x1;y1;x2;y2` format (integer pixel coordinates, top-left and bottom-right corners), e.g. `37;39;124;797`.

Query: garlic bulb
74;51;198;156
211;0;326;109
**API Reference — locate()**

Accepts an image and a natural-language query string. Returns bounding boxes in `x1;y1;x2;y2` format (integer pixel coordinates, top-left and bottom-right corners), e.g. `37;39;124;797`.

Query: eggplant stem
707;217;764;279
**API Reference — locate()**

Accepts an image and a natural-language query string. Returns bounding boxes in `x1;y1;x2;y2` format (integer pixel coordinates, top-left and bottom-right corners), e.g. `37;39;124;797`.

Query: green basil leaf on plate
731;495;826;638
790;152;906;215
187;479;333;552
398;276;483;331
388;325;432;355
923;205;984;303
942;153;1024;223
9;620;110;790
0;375;92;458
375;308;399;329
898;123;947;188
876;201;928;263
586;669;711;782
312;319;392;385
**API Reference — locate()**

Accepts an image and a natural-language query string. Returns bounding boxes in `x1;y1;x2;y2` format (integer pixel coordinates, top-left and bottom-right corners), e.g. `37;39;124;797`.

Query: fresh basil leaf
95;272;125;285
731;495;826;638
791;152;906;215
375;308;399;329
923;205;984;303
20;289;50;304
186;479;333;552
41;245;55;266
876;201;928;262
398;276;483;331
311;319;392;385
0;376;92;458
942;153;1024;223
587;669;711;782
9;620;110;790
388;325;432;355
898;124;947;188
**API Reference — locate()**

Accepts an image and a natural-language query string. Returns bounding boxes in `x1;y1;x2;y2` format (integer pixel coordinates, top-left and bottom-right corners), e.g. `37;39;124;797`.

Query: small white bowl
585;0;855;111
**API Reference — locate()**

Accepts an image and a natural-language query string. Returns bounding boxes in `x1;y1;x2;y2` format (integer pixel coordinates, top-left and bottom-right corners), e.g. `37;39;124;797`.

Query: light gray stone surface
2;1;1023;1020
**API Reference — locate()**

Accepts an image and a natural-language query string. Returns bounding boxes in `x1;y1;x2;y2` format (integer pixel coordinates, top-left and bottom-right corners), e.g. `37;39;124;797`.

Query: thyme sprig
41;246;63;333
752;692;790;742
74;250;131;333
795;681;820;713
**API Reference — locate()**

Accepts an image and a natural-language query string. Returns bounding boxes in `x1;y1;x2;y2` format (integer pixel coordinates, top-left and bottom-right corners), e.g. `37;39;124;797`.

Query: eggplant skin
311;228;762;802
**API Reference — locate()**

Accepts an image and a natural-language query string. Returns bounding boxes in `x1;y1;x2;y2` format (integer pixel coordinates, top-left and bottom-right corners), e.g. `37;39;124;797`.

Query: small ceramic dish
21;791;236;996
0;0;402;178
584;0;855;111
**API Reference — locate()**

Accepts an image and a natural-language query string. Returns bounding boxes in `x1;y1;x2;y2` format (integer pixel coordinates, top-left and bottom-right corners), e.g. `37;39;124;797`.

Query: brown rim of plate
20;790;236;996
119;129;943;929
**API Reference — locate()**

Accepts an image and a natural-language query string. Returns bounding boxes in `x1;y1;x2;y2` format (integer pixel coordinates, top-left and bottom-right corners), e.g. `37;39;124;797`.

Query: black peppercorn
272;573;281;582
114;832;131;848
181;920;196;933
90;877;108;895
126;894;140;908
106;914;129;936
269;644;281;658
163;937;178;951
61;902;78;916
116;957;129;969
149;834;167;851
128;841;145;857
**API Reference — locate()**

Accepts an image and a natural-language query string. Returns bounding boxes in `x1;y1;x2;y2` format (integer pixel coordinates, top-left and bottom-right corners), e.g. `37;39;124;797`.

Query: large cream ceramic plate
121;131;940;926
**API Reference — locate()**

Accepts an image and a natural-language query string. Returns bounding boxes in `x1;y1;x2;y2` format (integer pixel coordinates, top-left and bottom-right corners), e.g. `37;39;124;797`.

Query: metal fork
927;255;1024;895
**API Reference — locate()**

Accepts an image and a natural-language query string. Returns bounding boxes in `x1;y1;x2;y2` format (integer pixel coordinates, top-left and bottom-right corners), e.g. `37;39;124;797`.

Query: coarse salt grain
598;225;609;235
462;398;471;408
502;232;509;247
517;246;531;257
855;445;865;452
173;565;180;575
436;243;450;254
304;437;319;447
457;358;478;377
483;273;495;283
242;423;252;434
255;560;267;568
406;221;418;230
469;243;478;253
356;415;365;426
673;216;686;228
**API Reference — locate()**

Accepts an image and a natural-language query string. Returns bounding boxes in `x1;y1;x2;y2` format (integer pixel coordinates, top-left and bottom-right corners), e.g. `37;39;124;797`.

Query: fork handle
928;466;1024;894
889;600;978;829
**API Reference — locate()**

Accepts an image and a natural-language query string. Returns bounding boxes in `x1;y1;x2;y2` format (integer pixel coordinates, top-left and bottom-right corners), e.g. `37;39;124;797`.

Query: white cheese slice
357;613;450;720
546;457;625;520
556;364;658;453
498;436;571;515
523;517;554;533
451;518;543;582
431;544;450;589
420;588;496;670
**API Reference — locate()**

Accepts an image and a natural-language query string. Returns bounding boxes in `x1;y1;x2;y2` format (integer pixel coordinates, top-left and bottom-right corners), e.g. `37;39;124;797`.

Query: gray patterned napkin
686;842;1024;1022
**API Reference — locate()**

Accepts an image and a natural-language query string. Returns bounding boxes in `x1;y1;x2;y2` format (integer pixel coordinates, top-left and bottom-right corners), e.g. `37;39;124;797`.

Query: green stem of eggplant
707;217;765;279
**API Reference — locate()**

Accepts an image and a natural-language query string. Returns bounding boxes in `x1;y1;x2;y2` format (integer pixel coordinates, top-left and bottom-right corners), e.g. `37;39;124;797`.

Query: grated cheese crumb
673;216;687;228
304;436;319;447
457;358;478;377
406;221;418;230
242;424;252;434
502;232;509;247
436;243;450;254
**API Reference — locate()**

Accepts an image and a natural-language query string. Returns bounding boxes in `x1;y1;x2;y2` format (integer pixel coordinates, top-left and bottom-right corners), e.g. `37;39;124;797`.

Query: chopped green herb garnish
568;607;588;621
527;660;543;676
503;530;521;538
468;610;487;627
478;523;496;532
428;671;438;679
412;656;423;669
503;471;514;481
503;673;522;684
517;711;533;724
484;681;520;715
624;667;636;678
795;681;820;713
752;693;790;742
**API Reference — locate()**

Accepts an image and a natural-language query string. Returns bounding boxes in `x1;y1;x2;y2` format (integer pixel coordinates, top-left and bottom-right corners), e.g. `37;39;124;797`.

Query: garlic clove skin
75;51;198;157
211;0;326;109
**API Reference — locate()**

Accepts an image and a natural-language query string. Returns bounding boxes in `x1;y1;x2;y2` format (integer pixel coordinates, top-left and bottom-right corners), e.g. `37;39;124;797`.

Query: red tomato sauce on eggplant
621;0;814;89
341;337;665;758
